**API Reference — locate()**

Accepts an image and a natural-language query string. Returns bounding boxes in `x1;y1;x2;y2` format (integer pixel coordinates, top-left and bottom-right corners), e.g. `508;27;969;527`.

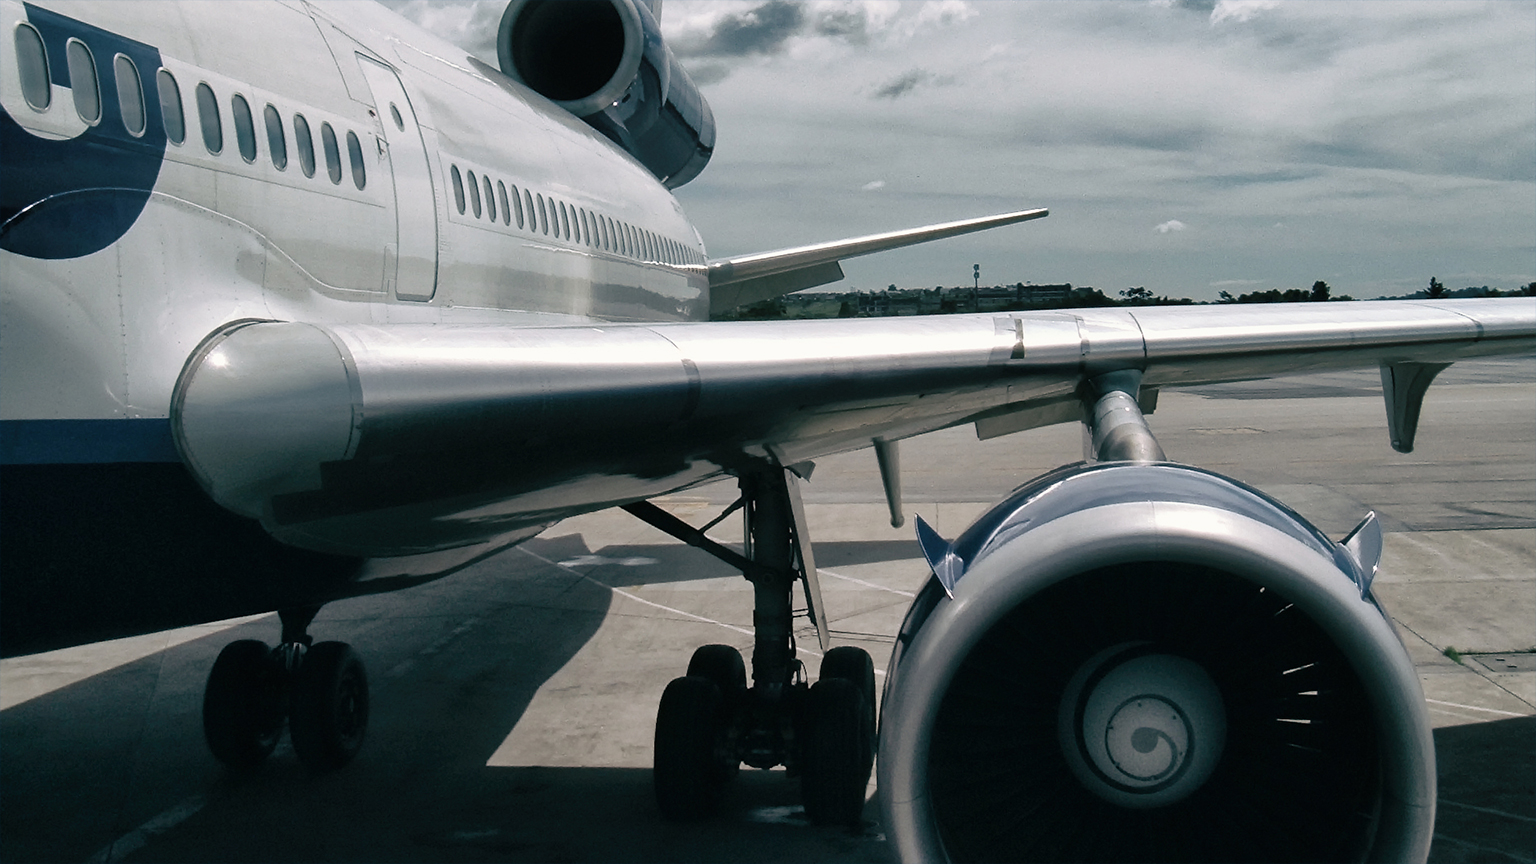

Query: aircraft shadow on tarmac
3;532;1531;863
558;539;926;589
0;536;614;864
1429;716;1536;863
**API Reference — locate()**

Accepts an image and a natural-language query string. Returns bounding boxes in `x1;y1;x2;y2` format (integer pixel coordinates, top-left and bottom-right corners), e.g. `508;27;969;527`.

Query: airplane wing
172;294;1534;557
706;208;1049;316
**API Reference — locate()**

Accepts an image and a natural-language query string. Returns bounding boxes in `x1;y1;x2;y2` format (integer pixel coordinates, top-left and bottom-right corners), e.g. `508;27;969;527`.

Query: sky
380;0;1535;301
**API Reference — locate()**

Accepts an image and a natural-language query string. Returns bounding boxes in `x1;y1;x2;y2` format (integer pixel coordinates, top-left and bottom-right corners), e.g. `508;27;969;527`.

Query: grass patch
1442;646;1464;665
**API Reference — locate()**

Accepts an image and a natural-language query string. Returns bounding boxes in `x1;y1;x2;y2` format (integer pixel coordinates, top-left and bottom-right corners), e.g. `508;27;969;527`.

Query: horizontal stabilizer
707;208;1048;317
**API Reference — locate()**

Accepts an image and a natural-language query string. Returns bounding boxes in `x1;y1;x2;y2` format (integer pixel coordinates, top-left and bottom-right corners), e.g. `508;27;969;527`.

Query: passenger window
497;181;510;226
483;175;495;222
157;69;183;144
602;217;612;252
511;185;524;229
66;39;100;124
450;164;464;214
559;201;569;240
293;113;314;177
524;189;535;231
578;208;590;246
231;94;256;162
536;194;547;234
195;82;221;153
320;121;340;184
264;104;286;169
15;23;49;111
466;170;481;218
346;130;365;189
114;54;144;135
389;103;403;131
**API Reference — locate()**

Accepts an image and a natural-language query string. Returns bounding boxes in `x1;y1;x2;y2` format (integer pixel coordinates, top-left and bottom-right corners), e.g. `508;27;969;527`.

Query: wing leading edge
172;298;1534;557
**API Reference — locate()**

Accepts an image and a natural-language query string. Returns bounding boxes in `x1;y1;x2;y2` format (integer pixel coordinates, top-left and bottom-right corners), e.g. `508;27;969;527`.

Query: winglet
1341;511;1383;599
914;515;963;597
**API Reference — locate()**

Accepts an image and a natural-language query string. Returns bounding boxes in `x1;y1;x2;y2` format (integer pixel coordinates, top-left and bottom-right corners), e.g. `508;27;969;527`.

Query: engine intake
879;462;1434;863
497;0;714;188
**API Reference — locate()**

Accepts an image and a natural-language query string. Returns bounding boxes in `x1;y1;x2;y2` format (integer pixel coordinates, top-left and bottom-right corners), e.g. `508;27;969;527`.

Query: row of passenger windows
448;163;701;268
13;21;366;190
14;21;703;268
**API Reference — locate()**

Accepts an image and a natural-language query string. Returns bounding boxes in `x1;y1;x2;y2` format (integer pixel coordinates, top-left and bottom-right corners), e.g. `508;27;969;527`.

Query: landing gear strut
202;604;369;770
628;464;876;825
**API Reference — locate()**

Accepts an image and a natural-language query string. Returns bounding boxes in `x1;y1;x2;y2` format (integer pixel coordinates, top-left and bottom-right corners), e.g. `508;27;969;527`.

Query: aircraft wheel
686;644;745;782
654;675;724;820
818;646;876;774
686;643;747;693
203;639;284;768
290;641;368;770
801;677;872;826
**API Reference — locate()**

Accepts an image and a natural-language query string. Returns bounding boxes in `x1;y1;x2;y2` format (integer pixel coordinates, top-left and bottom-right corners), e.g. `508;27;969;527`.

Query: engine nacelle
879;462;1435;863
497;0;714;188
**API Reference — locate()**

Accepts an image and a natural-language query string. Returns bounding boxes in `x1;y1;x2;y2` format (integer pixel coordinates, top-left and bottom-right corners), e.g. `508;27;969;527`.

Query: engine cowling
497;0;714;188
879;462;1434;863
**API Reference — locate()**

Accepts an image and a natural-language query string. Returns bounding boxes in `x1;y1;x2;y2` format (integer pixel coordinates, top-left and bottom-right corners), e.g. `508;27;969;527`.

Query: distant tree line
1217;281;1351;304
722;277;1535;320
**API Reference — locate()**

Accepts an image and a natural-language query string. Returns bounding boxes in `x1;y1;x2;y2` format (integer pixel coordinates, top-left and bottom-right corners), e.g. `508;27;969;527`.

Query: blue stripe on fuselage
0;419;180;464
0;3;166;259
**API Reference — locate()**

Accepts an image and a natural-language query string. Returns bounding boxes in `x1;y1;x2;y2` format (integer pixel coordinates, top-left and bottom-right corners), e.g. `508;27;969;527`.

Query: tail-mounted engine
497;0;714;188
879;462;1435;862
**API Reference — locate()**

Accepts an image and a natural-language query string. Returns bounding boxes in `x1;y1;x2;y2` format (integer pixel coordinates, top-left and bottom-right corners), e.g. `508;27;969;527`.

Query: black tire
819;646;877;775
290;641;368;770
204;639;284;768
654;675;724;820
801;677;871;826
686;644;747;693
686;644;745;782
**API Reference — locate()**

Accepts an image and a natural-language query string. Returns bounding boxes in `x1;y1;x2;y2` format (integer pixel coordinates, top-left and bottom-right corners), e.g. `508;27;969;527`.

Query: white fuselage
1;0;708;438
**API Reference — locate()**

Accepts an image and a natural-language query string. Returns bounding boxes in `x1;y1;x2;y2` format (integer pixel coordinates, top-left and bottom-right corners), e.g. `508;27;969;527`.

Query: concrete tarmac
2;359;1531;863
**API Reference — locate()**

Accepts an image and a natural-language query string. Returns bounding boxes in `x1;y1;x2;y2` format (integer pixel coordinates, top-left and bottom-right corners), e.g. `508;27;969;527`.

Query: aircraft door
356;55;438;301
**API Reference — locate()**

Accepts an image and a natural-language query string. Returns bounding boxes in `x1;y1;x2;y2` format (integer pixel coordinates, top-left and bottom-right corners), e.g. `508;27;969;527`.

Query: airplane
0;0;1531;860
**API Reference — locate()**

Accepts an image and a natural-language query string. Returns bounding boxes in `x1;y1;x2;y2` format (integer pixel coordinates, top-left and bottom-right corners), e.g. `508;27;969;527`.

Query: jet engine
879;462;1435;863
496;0;714;188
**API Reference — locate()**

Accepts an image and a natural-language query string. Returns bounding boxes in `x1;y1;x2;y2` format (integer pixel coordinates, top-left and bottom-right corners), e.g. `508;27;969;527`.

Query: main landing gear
202;604;369;771
625;465;877;826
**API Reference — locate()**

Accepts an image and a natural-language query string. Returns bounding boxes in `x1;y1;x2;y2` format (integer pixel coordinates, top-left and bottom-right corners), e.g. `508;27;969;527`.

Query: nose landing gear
201;605;369;771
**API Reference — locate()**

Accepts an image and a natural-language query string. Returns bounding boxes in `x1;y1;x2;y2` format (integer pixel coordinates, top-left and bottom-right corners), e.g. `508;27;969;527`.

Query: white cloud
1210;1;1280;25
1155;220;1188;234
862;180;887;191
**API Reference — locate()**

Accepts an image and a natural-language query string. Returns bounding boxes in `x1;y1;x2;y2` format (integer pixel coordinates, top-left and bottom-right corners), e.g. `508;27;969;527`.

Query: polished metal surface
173;299;1533;557
877;462;1436;863
1085;370;1165;463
